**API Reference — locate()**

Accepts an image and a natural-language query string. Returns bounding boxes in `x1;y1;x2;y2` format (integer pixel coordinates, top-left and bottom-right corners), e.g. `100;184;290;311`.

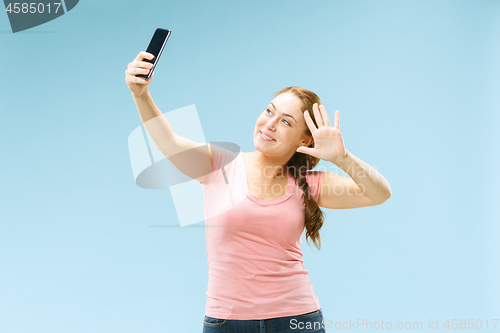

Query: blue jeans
202;308;326;333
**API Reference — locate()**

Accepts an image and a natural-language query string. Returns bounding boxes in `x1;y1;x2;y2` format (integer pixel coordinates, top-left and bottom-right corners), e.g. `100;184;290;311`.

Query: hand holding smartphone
136;28;171;80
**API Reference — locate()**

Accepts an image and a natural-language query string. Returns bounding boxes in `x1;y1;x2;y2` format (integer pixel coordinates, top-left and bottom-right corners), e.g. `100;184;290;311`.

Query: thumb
296;146;309;154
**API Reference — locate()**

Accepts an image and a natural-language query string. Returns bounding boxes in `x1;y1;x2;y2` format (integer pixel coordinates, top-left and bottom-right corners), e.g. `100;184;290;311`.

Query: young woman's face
253;92;313;157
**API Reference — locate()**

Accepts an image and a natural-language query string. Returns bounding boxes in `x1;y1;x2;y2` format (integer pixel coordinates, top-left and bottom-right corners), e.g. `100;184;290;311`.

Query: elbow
382;190;392;203
382;183;392;202
375;190;392;205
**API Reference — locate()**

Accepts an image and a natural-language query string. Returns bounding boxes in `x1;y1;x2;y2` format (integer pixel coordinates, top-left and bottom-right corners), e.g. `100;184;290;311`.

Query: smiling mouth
259;130;276;141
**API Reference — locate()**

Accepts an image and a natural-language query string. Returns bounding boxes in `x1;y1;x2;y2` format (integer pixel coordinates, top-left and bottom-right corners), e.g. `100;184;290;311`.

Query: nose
265;118;278;131
264;124;276;135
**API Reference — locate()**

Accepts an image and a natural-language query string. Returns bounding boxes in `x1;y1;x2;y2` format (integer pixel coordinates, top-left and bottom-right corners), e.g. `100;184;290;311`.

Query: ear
301;134;314;147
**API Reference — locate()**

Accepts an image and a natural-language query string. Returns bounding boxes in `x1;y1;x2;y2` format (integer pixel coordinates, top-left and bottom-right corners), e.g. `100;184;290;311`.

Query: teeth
261;132;274;140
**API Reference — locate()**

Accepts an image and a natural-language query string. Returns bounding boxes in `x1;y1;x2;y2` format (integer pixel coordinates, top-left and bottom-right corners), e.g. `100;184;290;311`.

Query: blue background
1;0;499;332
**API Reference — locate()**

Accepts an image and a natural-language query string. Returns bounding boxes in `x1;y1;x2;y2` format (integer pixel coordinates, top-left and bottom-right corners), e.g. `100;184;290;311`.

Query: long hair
275;86;326;251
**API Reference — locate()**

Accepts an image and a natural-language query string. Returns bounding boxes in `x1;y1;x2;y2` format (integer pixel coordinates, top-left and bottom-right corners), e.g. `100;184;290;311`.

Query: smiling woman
127;51;391;330
251;86;327;250
193;87;391;332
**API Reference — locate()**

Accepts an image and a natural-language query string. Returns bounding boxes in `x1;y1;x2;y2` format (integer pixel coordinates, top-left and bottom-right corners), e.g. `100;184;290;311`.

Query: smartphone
136;28;171;79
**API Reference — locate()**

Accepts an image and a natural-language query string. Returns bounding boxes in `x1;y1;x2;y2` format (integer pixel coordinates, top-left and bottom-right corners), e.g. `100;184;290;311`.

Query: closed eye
266;109;291;126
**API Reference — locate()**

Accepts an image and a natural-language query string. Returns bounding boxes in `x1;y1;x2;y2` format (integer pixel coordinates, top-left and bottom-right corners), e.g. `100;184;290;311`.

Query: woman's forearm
133;89;163;123
132;89;177;152
329;149;392;202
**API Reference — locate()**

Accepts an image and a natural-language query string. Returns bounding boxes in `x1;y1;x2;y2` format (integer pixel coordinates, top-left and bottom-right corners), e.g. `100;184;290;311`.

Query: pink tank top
200;144;326;320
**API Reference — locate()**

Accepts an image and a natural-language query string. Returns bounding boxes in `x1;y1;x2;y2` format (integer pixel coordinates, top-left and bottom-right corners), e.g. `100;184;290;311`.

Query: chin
254;140;277;155
253;140;266;152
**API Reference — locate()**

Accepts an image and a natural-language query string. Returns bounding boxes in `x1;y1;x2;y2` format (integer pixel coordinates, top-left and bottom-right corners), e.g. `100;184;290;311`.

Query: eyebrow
270;102;297;123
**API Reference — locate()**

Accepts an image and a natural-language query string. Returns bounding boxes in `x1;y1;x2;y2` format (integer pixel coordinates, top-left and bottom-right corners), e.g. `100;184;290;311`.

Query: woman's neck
248;151;290;179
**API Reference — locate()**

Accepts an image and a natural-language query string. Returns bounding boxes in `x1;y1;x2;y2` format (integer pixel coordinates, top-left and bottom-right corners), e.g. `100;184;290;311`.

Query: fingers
312;103;336;129
126;52;155;84
134;51;155;62
128;59;154;70
129;51;155;73
126;66;151;76
303;110;317;132
125;66;153;85
319;104;331;127
312;103;324;127
125;67;151;83
125;73;150;84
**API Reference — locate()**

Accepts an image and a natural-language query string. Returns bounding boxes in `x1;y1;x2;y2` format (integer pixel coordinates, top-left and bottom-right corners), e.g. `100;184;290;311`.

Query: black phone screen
136;28;171;79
